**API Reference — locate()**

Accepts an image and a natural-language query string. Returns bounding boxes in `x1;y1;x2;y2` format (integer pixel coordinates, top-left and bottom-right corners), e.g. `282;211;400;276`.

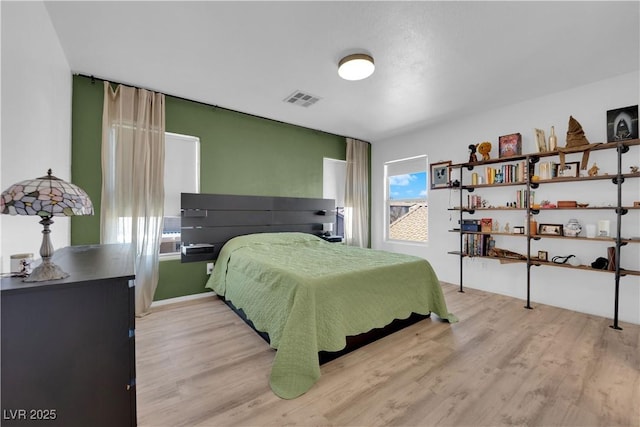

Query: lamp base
24;260;69;282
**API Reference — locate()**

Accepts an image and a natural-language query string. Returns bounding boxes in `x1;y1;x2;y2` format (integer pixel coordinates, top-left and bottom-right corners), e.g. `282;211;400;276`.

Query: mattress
205;232;456;399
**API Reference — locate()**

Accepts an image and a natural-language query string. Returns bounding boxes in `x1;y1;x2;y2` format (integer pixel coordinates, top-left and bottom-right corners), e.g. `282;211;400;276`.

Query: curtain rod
77;73;366;144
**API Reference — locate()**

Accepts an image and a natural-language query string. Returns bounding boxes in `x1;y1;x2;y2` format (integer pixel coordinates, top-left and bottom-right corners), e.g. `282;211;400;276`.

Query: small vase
565;218;582;237
549;126;558;151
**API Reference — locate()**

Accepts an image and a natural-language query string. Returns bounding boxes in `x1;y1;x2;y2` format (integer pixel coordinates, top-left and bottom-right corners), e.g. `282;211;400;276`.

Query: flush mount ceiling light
338;53;375;81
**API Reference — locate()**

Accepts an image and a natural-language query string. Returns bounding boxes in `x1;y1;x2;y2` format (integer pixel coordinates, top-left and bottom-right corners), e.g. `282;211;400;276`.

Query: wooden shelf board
533;234;616;242
460;231;527;237
536;206;618;210
534;172;639;185
447;252;527;264
451;139;640;168
533;235;640;244
448;252;640;275
587;138;640;151
462;181;526;189
452;206;637;212
532;260;640;276
448;207;527;211
449;230;639;243
452;156;527;168
461;172;639;189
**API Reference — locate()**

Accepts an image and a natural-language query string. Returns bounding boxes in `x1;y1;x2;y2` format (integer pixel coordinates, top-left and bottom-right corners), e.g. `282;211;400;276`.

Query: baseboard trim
151;291;216;308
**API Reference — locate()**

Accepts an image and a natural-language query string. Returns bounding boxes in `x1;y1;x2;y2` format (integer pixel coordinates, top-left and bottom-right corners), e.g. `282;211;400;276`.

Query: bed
205;232;457;399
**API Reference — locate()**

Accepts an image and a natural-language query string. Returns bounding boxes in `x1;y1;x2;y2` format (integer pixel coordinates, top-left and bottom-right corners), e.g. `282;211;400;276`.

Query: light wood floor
136;283;640;427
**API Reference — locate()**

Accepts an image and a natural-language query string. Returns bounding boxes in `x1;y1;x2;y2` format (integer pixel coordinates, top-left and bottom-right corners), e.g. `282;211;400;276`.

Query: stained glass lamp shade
1;169;93;282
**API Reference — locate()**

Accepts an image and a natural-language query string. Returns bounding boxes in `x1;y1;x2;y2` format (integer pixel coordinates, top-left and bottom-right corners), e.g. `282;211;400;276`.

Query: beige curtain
344;138;370;247
101;82;165;316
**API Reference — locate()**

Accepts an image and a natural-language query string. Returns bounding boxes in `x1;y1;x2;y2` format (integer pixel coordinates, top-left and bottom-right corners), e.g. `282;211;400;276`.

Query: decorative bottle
548;126;558;151
529;215;537;236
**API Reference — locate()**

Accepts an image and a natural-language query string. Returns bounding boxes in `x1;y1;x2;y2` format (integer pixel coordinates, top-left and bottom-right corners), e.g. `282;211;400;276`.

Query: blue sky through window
389;172;428;200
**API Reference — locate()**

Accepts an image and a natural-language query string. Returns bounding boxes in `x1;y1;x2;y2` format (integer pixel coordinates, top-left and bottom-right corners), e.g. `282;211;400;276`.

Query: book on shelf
463;234;494;257
516;190;524;208
481;161;527;185
514;189;534;208
461;219;481;232
480;218;493;232
467;194;484;208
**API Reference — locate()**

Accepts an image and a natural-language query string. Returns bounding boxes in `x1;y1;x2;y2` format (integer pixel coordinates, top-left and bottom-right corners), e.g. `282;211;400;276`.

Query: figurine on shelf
478;141;492;161
566;116;590;148
588;163;599;176
468;144;478;163
562;116;593;170
504;222;510;233
631;166;639;174
492;220;499;232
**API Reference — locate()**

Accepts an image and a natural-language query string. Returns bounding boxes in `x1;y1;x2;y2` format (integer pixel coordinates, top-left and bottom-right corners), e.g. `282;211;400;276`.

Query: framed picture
607;105;638;142
555;161;580;177
534;128;547;152
498;133;522;158
430;161;451;189
537;250;548;261
539;223;563;236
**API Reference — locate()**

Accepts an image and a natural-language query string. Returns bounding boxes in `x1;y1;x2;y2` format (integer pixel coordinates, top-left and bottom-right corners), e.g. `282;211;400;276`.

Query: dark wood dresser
1;244;136;427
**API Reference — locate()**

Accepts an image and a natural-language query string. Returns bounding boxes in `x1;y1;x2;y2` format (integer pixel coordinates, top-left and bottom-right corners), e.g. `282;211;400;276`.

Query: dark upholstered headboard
180;193;335;262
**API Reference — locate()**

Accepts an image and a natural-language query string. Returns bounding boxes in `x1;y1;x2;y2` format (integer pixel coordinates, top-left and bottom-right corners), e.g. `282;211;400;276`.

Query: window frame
160;132;200;258
322;157;346;238
384;155;429;244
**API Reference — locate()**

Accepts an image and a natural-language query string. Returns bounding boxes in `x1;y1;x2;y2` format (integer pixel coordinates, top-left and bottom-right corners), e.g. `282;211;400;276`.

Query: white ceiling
44;1;639;143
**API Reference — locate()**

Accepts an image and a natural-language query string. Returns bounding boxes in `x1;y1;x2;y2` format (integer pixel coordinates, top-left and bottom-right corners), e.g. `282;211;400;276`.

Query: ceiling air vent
283;90;321;108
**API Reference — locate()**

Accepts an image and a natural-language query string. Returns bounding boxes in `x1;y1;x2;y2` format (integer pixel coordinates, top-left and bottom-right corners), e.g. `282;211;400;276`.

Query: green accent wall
70;74;351;301
71;77;104;245
155;259;209;301
166;97;346;196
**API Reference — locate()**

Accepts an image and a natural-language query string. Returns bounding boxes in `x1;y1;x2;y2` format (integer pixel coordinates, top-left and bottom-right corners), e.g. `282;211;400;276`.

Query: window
161;132;200;255
104;125;198;256
384;155;428;243
323;158;346;237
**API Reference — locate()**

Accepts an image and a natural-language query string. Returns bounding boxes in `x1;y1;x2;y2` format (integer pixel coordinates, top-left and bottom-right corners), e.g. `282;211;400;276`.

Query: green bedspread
205;232;456;399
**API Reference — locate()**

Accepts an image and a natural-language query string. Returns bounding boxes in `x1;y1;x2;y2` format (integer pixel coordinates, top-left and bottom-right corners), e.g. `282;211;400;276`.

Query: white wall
372;71;640;324
1;1;72;272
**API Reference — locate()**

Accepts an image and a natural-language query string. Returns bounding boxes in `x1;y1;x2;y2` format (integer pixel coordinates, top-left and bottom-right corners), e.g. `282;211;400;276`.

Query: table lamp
1;169;93;282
